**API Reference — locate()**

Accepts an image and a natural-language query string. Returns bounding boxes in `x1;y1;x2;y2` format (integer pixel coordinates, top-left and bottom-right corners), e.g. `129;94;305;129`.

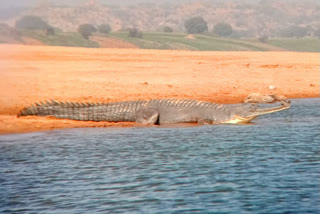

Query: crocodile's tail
17;100;146;122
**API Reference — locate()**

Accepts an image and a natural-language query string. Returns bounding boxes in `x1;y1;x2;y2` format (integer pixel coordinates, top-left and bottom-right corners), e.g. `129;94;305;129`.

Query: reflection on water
0;99;319;213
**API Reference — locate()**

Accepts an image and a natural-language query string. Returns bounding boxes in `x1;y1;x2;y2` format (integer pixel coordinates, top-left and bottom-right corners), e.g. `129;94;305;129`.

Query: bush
45;26;55;36
184;17;208;34
258;34;269;43
98;24;112;34
15;15;49;30
163;26;173;33
78;24;96;39
213;22;233;37
128;28;143;38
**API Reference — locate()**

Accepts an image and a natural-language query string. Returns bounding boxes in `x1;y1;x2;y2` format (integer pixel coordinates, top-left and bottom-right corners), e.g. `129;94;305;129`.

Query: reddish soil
0;44;318;134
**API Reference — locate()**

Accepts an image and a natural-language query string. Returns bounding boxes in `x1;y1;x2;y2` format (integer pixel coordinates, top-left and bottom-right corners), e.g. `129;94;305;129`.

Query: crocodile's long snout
224;101;291;124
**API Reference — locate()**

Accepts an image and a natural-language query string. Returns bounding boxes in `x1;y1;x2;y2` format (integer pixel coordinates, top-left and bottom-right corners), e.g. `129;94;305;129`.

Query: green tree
213;22;233;37
78;24;97;39
98;24;112;34
184;17;208;34
45;26;55;36
15;15;49;30
128;28;143;38
163;26;173;33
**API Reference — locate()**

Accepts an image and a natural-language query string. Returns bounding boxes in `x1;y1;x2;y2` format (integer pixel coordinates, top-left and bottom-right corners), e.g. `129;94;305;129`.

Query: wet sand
0;44;319;134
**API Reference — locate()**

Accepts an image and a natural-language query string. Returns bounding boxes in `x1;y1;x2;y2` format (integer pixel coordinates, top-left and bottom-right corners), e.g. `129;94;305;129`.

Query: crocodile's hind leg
135;108;159;124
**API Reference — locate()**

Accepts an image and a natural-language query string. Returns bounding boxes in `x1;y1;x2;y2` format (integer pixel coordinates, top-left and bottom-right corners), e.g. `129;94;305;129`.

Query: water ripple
0;99;319;213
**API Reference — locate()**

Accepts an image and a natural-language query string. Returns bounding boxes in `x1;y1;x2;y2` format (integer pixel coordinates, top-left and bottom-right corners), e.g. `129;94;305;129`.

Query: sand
0;44;319;134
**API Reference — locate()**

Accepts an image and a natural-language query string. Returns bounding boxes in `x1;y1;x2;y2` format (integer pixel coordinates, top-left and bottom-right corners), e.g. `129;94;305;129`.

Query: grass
17;30;320;52
267;37;320;52
109;32;269;51
21;30;99;48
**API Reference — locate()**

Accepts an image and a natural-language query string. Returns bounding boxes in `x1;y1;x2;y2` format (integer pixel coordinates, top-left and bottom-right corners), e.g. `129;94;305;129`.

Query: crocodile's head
223;101;291;124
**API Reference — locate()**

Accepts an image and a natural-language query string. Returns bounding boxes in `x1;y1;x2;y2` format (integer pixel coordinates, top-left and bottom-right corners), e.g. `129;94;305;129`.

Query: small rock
268;85;277;90
244;93;275;103
244;93;288;104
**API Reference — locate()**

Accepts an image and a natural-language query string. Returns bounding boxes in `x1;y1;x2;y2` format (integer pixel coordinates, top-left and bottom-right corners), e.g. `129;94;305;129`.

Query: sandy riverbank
0;44;318;134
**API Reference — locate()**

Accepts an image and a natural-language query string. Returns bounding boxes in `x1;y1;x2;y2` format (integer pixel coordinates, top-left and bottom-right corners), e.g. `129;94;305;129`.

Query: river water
1;99;319;213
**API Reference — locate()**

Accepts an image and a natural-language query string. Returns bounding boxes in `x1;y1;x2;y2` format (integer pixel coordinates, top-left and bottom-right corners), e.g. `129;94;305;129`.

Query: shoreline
0;45;319;135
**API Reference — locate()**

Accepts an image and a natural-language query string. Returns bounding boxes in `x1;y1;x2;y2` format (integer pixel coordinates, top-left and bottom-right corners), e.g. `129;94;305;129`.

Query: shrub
45;26;55;36
78;24;97;39
15;15;49;30
213;22;233;37
163;26;173;33
98;24;112;34
128;28;143;38
184;17;208;34
258;34;269;43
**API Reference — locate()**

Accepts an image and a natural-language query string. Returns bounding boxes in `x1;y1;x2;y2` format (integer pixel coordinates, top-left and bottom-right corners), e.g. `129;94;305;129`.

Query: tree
15;15;49;30
213;22;233;37
184;17;208;34
45;26;55;36
128;28;143;38
78;24;97;39
98;24;112;34
163;26;173;33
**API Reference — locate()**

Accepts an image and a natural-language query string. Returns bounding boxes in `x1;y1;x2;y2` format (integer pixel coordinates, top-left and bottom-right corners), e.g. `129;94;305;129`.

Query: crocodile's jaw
223;102;291;124
223;115;258;124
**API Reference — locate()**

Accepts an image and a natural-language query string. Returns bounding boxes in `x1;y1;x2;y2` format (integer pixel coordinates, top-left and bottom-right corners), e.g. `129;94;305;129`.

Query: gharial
17;99;291;125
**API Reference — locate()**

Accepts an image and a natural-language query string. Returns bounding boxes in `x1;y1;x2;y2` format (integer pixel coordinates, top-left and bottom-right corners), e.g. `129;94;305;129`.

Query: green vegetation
213;22;233;37
128;28;143;38
98;24;112;34
16;16;50;31
108;32;320;52
4;26;319;52
162;26;173;33
78;24;97;39
184;17;208;34
20;30;99;48
268;37;320;52
109;32;267;51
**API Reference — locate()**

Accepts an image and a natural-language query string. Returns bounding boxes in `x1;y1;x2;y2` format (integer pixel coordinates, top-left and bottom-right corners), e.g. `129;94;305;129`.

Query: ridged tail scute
17;100;73;118
17;100;145;122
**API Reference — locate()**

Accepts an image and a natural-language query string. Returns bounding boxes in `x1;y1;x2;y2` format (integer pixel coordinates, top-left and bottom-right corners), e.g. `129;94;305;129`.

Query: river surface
0;99;319;214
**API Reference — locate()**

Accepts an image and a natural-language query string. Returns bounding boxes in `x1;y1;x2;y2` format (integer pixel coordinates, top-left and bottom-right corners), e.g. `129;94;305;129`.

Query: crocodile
17;99;291;125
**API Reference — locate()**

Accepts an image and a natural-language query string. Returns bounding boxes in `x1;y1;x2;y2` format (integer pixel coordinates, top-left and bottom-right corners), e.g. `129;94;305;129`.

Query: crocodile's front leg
135;108;159;124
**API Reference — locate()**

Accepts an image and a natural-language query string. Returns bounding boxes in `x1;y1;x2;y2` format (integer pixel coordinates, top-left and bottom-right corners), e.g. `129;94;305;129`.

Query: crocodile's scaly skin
17;99;290;124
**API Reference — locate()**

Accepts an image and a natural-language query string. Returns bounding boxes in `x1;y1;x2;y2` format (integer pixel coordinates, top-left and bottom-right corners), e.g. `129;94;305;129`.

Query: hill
2;0;320;38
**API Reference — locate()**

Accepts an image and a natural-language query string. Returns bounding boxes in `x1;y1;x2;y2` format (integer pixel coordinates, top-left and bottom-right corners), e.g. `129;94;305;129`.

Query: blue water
1;99;319;214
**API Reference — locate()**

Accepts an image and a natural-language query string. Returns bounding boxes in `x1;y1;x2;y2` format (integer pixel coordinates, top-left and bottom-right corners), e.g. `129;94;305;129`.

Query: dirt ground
0;44;319;134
